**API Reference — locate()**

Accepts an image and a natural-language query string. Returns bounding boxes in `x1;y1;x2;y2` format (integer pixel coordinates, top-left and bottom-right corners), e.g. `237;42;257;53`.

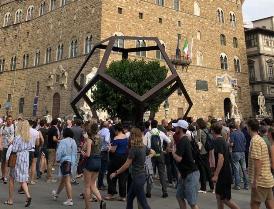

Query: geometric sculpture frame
71;36;193;121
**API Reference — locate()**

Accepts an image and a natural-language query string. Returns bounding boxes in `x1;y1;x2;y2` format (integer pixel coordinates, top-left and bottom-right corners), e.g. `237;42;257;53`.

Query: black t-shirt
128;146;150;178
39;127;48;148
47;126;58;149
214;137;232;184
176;136;198;178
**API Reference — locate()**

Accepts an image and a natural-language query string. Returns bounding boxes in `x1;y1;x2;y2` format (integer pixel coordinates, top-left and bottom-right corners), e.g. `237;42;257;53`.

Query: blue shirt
56;137;77;164
98;127;110;152
230;130;246;152
112;138;128;155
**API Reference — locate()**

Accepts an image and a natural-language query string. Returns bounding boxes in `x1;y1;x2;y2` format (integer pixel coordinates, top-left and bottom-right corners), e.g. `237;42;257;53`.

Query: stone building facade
245;17;274;117
0;0;251;121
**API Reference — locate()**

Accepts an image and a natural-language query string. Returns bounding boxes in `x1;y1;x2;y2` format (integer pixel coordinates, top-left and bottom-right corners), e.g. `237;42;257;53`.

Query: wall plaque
196;80;208;91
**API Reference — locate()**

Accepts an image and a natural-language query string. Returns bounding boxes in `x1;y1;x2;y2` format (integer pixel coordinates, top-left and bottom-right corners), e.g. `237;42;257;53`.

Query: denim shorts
176;170;200;206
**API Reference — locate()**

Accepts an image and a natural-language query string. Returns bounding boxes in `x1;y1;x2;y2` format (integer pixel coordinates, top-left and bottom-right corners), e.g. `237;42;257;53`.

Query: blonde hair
130;128;144;148
16;120;31;142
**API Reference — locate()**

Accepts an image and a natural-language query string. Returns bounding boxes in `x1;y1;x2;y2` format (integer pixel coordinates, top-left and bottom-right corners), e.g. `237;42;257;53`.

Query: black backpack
150;131;162;155
203;129;214;151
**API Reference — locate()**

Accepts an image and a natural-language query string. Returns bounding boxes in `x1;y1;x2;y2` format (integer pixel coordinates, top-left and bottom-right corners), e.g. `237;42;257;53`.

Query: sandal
25;197;32;207
4;201;13;205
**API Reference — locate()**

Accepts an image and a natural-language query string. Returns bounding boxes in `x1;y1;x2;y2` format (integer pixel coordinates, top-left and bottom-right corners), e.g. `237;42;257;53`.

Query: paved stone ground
0;174;255;209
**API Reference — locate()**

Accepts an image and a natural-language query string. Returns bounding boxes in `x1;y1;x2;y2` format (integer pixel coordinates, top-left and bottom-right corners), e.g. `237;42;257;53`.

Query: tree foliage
91;59;168;121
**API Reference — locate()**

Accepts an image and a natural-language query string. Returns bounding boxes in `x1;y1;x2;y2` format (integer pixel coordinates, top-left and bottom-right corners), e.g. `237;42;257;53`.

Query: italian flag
182;38;189;59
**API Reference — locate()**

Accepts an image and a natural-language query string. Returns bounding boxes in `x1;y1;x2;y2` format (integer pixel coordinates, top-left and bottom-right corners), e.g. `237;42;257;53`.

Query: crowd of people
0;114;274;209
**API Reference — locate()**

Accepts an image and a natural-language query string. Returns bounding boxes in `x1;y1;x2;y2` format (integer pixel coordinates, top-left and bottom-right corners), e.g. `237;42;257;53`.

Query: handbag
8;152;17;168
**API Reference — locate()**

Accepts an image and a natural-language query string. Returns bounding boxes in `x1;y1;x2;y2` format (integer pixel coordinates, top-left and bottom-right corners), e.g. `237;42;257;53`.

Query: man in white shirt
144;120;171;198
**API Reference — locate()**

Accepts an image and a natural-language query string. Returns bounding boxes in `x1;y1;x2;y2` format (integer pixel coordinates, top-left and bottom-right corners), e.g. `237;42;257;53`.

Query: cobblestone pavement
0;175;253;209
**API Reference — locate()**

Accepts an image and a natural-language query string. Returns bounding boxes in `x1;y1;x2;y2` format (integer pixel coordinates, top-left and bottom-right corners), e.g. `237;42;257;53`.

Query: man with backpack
144;120;171;198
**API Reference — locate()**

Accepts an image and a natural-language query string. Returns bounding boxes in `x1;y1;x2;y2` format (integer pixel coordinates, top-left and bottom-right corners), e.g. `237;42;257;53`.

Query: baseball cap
172;120;189;130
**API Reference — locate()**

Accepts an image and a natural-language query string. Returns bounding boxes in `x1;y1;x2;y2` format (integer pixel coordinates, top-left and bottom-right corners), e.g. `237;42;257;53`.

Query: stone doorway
224;98;232;119
52;93;60;118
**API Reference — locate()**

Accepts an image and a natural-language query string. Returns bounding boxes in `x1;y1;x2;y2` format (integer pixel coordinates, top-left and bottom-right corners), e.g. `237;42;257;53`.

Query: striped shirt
248;134;274;188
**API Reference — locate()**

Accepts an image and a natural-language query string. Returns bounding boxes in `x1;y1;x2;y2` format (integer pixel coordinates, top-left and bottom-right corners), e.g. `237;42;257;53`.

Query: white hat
172;120;189;129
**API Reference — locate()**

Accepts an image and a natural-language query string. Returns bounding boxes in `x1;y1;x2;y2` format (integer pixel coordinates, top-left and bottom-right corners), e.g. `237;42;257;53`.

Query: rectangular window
118;7;123;14
19;97;24;114
0;59;5;73
159;18;163;24
139;12;143;19
51;0;56;10
173;0;179;11
177;21;181;27
246;34;258;48
7;94;11;102
156;0;164;6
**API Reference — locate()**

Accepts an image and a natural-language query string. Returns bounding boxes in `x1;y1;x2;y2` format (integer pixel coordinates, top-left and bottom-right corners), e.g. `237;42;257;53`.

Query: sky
242;0;274;23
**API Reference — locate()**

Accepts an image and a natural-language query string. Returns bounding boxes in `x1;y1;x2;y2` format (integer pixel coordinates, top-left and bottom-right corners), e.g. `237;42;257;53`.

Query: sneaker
63;199;73;206
29;181;36;185
233;186;241;190
198;190;207;194
244;186;249;190
71;179;79;185
52;190;58;200
3;177;8;184
162;193;168;198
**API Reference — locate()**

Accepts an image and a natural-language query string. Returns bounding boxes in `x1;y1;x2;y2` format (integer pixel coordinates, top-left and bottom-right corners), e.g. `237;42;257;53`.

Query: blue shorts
176;170;200;206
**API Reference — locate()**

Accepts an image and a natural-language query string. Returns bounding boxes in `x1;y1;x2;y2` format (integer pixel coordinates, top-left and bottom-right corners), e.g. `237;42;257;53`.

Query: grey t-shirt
71;126;83;146
128;146;149;178
0;124;15;149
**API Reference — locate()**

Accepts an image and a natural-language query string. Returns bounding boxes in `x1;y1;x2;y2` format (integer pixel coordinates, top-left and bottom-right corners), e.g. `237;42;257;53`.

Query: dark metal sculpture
71;36;193;121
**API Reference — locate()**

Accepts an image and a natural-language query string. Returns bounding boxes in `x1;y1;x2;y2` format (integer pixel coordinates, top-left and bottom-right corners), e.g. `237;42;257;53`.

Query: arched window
113;32;124;49
220;34;226;46
217;8;224;23
173;0;179;11
234;57;241;72
194;1;200;16
15;9;23;24
40;1;46;16
220;53;228;70
156;41;165;60
35;50;40;66
3;12;11;27
57;44;64;61
230;12;236;27
233;37;238;48
10;56;17;70
26;5;34;21
156;0;164;6
70;39;78;58
197;31;201;40
196;51;203;66
85;35;93;54
46;47;51;63
23;54;29;69
0;59;5;73
136;40;146;57
50;0;57;11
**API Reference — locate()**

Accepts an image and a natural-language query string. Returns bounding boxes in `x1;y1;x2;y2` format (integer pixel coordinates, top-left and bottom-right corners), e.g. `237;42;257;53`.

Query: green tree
91;59;168;123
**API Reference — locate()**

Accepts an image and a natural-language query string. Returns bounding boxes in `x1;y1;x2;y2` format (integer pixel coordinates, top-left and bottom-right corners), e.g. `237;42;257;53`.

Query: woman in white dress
5;120;32;207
